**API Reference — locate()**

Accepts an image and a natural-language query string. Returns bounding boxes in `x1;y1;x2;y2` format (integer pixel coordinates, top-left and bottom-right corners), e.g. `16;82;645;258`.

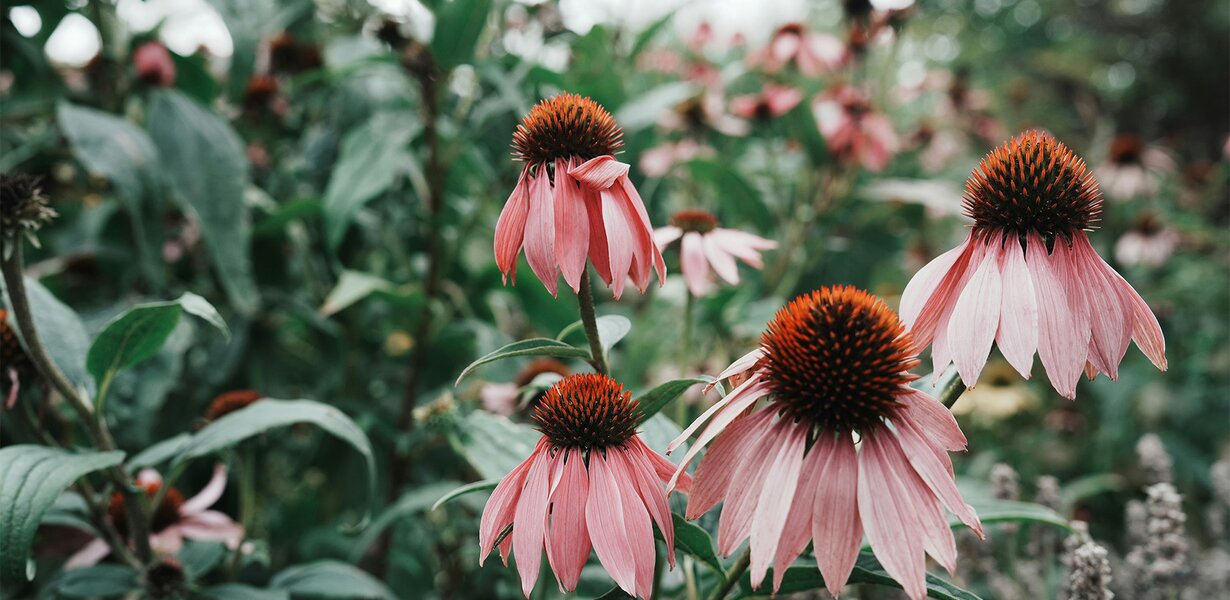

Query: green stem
577;268;608;374
683;556;699;600
651;545;665;599
707;548;751;600
676;292;695;424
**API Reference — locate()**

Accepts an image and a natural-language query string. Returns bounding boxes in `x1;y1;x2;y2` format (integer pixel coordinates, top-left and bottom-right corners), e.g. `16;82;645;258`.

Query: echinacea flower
134;41;176;87
1114;214;1179;268
67;465;243;568
478;359;570;416
900;131;1166;399
639;139;714;178
653;210;777;297
668;286;982;599
479;374;690;598
748;23;846;77
496;94;666;298
1095;134;1175;201
813;86;898;171
729;84;804;121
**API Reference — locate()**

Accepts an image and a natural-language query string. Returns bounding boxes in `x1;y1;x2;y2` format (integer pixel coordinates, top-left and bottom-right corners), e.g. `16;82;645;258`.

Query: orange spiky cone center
511;93;623;165
534;374;640;451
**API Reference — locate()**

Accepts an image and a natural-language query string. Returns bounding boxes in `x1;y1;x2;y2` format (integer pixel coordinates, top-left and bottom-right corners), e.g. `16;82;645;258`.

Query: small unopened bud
1;173;56;253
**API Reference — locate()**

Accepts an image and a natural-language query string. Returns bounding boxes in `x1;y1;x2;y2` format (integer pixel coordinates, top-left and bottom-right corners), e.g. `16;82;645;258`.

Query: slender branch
707;548;751;600
577;268;608;374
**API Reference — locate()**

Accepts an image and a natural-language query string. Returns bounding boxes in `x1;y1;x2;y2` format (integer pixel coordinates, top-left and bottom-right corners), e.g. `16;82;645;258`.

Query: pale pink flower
497;94;665;298
133;41;176;87
658;92;749;137
729;84;804;121
1115;215;1179;268
479;359;570;416
1095;134;1176;201
812;85;898;171
747;23;847;77
668;286;982;599
639;139;714;178
653;210;777;297
479;374;691;599
900;131;1167;399
67;465;243;568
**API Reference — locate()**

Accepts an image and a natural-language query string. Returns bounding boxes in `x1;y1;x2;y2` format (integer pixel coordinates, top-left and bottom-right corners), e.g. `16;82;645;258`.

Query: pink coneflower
812;86;898;171
478;374;690;599
667;286;982;599
496;94;665;299
1095;134;1176;201
479;359;571;416
748;23;846;77
729;84;804;121
67;465;243;568
1115;214;1179;268
653;210;777;297
639;139;714;178
900;131;1167;399
134;41;176;86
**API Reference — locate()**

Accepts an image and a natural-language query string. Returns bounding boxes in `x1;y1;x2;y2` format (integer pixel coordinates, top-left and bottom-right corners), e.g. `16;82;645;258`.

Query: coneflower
496;94;665;298
900;130;1166;399
653;210;777;297
668;285;981;599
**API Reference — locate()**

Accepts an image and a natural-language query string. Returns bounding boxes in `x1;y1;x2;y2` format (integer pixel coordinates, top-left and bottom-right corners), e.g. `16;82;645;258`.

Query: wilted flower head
134;41;176;87
478;374;689;598
812;85;898;171
1;173;57;251
653;210;777;297
900;131;1167;399
668;286;981;599
496;94;665;298
747;23;846;76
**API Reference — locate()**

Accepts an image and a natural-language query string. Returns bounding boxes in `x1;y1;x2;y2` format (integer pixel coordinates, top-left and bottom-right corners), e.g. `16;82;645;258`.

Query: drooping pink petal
653;226;683;249
587;452;639;596
680;231;714;297
810;432;863;598
717;419;783;556
495;168;532;283
912;489;958;574
570;155;629;190
748;422;807;588
545;449;590;592
618;177;667;286
180;464;229;515
701;233;740;285
891;416;983;537
512;446;555;597
178;511;245;548
610;456;657;599
584;190;613;285
1026;233;1088;399
554;160;590;293
903;236;976;350
670;372;763;453
771;443;823;592
668;378;771;491
946;240;1002;387
65;538;111;569
601;189;635;299
1069;233;1129;379
1108;267;1167;370
996;238;1039;378
619;444;677;567
858;432;927;600
708;229;775;268
898;390;966;452
524;166;558;296
479;440;542;563
150;527;186;556
611;186;653;293
634;436;692;494
685;409;773;519
704;348;765;393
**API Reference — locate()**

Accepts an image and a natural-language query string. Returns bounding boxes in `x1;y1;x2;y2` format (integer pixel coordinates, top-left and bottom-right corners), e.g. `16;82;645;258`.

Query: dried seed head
670;209;720;234
511;93;623;165
534;374;640;451
963;131;1102;244
760;285;919;434
1;174;57;244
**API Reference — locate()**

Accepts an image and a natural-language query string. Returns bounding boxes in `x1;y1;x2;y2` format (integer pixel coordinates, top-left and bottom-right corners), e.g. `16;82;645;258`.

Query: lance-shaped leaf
455;338;590;385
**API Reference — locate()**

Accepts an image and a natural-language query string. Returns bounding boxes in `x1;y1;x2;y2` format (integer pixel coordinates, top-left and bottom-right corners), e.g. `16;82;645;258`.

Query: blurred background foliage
1;0;1227;598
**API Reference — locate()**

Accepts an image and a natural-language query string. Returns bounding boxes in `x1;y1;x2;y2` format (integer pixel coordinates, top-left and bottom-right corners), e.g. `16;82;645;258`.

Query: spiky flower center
670;209;719;234
205;390;262;421
1109;134;1144;165
534;374;640;451
110;484;183;534
963;130;1102;244
511;93;623;165
760;286;919;434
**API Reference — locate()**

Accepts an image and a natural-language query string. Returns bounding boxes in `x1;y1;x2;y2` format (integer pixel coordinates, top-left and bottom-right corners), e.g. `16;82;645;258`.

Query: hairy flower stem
577;268;609;374
1;245;153;561
708;548;751;600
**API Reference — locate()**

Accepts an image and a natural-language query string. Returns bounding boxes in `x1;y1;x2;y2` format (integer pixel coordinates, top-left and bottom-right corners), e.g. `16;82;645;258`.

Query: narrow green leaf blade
962;498;1071;531
455;411;540;480
431;479;499;511
455;338;590;385
431;0;494;69
319;270;393;317
634;377;714;426
48;564;139;598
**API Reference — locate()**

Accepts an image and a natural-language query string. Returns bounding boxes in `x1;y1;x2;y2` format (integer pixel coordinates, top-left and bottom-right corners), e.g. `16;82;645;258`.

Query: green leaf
348;481;462;561
1061;473;1126;506
685;160;770;230
455;411;540;480
179;540;227;577
203;583;290;600
431;0;494;69
431;478;499;511
271;560;397;600
146;89;259;314
634;377;714;426
735;551;982;599
323;112;417;248
556;315;632;353
126;433;193;471
174;399;376;516
661;514;723;574
87;302;181;390
0;446;125;581
454;338;591;385
962;498;1071;531
319;270;393;317
1;276;95;397
48;564;139;598
177;292;231;340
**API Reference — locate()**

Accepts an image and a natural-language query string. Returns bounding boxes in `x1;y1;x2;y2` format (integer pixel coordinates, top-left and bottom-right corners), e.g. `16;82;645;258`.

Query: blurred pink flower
729;84;803;121
812;85;898;171
668;286;981;599
654;210;777;297
901;132;1166;399
1115;216;1179;268
479;374;690;599
748;23;846;77
67;465;243;568
480;383;519;416
498;94;665;298
686;21;713;53
1095;134;1176;201
134;41;176;87
479;359;570;416
639;139;714;178
659;92;749;137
